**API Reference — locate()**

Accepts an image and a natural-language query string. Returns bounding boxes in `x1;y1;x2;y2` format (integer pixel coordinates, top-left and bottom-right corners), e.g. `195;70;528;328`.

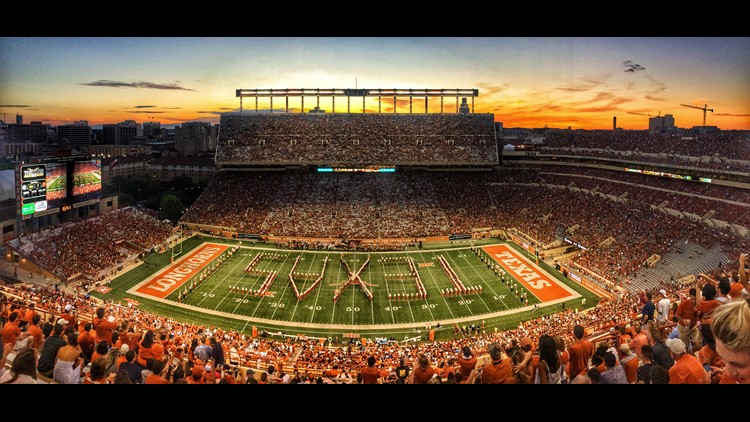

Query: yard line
249;252;292;318
289;253;318;321
444;251;492;313
367;255;375;325
309;254;330;323
394;262;417;323
381;258;395;324
461;250;510;311
351;254;358;325
329;254;343;324
411;259;436;321
417;251;457;320
195;252;253;307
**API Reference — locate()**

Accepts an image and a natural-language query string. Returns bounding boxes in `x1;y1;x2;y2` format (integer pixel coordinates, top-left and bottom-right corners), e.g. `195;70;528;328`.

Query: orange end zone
135;243;229;299
482;244;572;302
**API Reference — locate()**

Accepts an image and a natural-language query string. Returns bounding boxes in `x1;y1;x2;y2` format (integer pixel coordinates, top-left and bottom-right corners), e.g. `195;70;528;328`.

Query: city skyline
1;37;748;130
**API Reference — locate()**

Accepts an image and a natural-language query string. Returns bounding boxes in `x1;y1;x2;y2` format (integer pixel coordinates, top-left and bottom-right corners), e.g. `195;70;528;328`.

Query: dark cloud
714;113;750;117
196;111;223;114
645;95;669;102
134;105;157;108
126;111;165;114
81;80;196;91
623;60;645;73
163;107;182;110
219;107;234;110
0;104;31;108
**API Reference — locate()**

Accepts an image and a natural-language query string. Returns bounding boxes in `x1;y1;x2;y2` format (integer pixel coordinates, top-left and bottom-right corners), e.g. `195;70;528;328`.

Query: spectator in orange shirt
1;313;26;348
27;315;44;351
115;344;129;370
457;346;477;379
410;354;436;384
696;279;721;325
359;355;380;384
567;325;593;379
618;343;639;384
481;342;515;384
93;307;117;346
21;303;36;328
711;299;750;384
78;323;96;364
628;321;648;361
666;338;708;384
137;330;165;368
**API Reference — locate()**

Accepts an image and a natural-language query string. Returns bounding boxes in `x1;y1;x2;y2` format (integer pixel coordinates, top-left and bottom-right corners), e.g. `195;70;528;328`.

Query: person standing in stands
696;278;721;325
649;322;674;369
394;357;410;383
666;338;708;384
37;323;65;377
711;299;750;384
457;346;477;380
210;337;225;367
567;325;593;378
535;335;566;384
675;288;701;351
410;354;436;384
360;355;380;384
93;307;117;346
481;342;515;384
656;289;671;329
641;292;656;325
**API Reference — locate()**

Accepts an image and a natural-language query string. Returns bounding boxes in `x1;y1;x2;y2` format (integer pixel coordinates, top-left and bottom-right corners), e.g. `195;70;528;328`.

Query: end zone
482;244;577;303
130;243;229;299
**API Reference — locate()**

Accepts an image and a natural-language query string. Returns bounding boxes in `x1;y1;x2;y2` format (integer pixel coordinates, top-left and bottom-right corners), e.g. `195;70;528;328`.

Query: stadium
2;86;749;385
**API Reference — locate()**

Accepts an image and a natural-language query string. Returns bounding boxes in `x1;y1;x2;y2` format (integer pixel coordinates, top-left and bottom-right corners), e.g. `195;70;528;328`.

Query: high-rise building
6;121;48;143
142;121;161;138
56;121;92;151
648;114;676;134
15;114;22;125
102;120;138;145
175;122;216;157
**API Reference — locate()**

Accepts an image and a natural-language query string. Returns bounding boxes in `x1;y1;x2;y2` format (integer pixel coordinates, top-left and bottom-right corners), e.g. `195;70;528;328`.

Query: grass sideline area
91;236;600;341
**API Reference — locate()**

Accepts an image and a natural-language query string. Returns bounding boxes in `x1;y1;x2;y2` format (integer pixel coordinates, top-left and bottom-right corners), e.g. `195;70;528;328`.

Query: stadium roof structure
236;88;480;114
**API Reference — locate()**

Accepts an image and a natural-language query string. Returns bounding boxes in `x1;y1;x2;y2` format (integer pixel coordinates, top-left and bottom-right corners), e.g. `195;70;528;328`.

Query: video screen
72;160;101;203
45;163;67;209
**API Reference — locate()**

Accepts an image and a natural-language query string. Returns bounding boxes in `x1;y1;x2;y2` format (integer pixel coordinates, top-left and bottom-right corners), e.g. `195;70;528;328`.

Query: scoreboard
17;157;102;219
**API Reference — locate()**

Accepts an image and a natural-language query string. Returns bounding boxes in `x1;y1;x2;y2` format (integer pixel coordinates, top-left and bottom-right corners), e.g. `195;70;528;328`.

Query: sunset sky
1;37;748;130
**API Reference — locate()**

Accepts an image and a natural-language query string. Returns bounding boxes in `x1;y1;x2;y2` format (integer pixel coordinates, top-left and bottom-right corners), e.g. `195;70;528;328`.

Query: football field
125;240;587;336
73;171;100;186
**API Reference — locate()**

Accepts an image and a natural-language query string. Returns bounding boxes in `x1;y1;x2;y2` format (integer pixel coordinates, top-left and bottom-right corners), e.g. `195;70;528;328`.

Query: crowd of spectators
540;131;750;172
10;207;173;281
182;167;750;286
216;113;497;164
531;165;750;226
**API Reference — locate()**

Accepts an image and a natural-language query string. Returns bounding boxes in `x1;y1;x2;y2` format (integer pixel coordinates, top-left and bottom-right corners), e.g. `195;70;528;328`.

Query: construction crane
627;111;652;117
680;103;713;127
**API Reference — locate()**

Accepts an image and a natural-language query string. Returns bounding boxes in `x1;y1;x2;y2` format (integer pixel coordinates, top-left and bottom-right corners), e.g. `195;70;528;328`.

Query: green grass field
73;172;100;186
92;236;601;340
47;175;65;192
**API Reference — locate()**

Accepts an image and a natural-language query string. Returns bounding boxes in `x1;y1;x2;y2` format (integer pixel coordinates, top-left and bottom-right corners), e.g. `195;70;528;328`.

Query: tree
159;193;184;223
